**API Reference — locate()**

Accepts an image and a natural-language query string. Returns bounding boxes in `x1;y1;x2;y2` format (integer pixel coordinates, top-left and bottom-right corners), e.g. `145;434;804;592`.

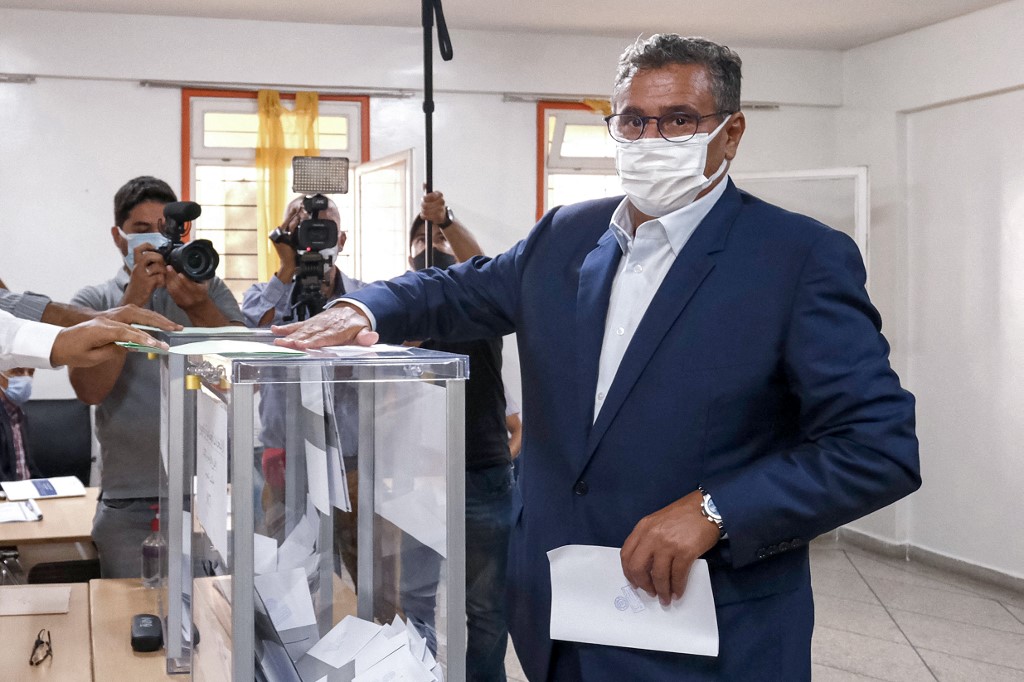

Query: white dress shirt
593;178;730;421
0;310;60;371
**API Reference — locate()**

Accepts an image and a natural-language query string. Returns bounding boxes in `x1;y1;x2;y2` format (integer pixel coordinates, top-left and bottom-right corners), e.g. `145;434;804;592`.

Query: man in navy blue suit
276;34;920;681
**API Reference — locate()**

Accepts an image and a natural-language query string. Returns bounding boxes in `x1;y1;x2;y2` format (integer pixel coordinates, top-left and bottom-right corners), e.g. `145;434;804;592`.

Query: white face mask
614;115;732;218
2;376;32;407
118;228;170;270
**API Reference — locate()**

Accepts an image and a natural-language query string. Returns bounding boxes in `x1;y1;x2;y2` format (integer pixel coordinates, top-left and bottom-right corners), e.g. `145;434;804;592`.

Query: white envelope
306;615;381;668
547;544;719;656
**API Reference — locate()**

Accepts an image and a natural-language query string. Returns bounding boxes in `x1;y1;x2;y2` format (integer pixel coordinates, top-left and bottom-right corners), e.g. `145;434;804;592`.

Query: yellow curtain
256;90;320;282
583;98;612;116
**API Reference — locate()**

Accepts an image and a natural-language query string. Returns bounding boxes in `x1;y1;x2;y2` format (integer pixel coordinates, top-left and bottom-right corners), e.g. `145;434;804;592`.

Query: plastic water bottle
141;516;165;588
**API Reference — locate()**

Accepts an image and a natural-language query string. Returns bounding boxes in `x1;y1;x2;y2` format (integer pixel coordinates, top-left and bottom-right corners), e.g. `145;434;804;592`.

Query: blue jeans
401;462;515;681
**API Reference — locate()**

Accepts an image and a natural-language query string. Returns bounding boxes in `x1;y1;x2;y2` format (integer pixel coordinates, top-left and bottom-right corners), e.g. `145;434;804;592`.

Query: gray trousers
92;497;158;579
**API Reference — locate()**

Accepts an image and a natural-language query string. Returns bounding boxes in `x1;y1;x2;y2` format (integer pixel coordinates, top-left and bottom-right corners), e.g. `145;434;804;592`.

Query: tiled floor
503;536;1024;680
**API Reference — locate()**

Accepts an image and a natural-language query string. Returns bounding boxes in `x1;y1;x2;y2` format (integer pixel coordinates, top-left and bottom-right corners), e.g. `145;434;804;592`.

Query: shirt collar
609;175;731;256
114;266;131;289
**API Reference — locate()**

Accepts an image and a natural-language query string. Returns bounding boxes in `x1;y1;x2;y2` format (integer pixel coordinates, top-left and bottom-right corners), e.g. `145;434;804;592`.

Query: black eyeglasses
29;628;52;666
604;110;732;143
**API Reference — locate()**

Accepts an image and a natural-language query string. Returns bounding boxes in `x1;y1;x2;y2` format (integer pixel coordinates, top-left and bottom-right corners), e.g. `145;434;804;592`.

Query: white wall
839;0;1024;577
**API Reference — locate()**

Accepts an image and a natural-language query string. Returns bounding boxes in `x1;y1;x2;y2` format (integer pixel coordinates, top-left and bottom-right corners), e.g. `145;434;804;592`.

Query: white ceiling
0;0;1009;50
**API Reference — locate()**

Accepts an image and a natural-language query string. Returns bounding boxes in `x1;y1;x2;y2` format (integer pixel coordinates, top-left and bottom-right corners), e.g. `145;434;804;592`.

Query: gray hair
612;35;742;113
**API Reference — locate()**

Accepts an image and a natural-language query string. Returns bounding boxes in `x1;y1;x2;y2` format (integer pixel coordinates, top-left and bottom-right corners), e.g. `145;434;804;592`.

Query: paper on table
306;615;382;668
0;499;42;523
253;567;318;632
0;584;72;616
1;475;86;501
547;545;718;657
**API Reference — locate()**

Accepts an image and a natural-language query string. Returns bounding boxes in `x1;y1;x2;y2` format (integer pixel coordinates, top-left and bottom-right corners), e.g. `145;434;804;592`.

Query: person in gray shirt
69;176;243;578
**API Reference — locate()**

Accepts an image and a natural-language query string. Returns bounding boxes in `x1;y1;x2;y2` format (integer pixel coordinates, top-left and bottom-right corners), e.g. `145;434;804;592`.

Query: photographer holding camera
242;194;365;579
242;194;364;327
69;176;243;578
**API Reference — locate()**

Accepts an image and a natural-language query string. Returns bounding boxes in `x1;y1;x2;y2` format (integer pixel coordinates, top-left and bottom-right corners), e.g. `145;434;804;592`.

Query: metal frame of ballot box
156;328;276;674
177;346;467;682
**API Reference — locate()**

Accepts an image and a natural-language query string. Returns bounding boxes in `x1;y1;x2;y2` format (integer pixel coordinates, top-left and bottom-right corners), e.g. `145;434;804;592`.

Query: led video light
292;156;349;194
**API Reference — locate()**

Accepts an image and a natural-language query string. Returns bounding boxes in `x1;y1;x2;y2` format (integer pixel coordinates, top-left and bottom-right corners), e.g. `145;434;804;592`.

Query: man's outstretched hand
50;318;169;368
273;303;379;350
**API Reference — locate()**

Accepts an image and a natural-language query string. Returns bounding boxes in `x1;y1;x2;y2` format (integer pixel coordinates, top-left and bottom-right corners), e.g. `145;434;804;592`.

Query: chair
20;399;100;584
22;399;92;485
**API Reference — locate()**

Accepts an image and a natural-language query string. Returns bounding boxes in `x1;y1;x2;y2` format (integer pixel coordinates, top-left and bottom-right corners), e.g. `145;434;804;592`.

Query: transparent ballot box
181;346;467;681
156;327;277;674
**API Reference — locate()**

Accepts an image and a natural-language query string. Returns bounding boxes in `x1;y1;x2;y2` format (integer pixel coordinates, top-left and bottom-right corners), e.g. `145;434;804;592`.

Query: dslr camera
159;201;220;282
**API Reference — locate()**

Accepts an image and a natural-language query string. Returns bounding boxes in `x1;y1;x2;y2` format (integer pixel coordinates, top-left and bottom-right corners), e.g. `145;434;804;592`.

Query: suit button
573;481;589;496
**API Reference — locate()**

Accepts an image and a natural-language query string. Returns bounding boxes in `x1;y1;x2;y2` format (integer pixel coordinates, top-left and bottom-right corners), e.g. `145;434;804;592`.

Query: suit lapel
580;183;743;470
575;230;622;464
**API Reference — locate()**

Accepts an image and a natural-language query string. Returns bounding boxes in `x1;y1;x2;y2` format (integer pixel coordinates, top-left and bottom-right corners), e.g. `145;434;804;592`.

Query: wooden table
0;583;92;681
89;579;176;681
0;488;99;545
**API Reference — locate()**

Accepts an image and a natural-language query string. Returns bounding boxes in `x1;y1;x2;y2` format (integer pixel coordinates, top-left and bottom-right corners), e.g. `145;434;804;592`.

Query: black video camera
159;201;220;282
273;157;350;321
268;194;339;253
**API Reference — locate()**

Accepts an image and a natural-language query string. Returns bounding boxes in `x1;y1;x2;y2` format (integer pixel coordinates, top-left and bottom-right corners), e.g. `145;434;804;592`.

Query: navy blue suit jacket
348;181;920;680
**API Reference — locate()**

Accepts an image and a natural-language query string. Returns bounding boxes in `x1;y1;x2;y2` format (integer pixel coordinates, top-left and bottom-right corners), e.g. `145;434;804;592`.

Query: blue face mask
119;228;170;270
3;376;32;407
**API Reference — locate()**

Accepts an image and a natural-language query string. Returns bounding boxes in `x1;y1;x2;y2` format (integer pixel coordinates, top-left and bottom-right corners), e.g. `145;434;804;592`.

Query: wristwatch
437;206;455;228
699;487;725;538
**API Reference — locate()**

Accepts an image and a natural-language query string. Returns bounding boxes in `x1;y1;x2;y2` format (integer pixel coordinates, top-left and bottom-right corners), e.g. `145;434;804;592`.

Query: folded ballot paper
297;614;442;682
547;544;719;656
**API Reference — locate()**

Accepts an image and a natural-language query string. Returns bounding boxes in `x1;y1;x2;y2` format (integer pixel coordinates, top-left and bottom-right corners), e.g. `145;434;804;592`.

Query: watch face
705;496;719;516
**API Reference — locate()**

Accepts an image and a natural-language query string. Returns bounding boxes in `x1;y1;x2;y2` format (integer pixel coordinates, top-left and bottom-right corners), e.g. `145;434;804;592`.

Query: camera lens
295;219;338;252
167;240;219;282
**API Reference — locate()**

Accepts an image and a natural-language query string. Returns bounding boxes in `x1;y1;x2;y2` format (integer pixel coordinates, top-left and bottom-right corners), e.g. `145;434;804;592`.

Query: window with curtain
184;90;367;299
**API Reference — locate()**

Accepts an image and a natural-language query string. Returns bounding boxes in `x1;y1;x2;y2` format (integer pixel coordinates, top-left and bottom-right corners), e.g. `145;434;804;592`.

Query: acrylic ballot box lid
197;343;469;384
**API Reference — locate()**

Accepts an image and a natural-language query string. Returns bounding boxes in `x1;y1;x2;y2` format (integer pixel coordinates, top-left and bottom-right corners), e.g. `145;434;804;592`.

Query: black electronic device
158;201;220;282
131;613;164;652
269;156;350;322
